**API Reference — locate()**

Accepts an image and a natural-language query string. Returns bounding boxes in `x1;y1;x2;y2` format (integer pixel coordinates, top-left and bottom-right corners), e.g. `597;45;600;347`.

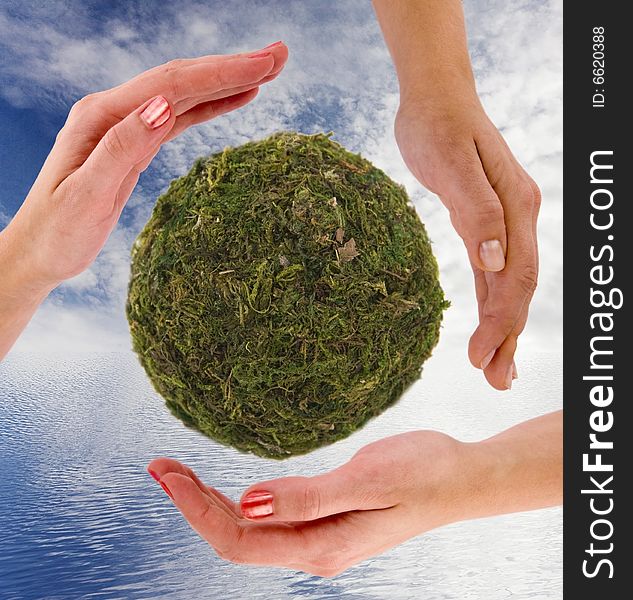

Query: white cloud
12;300;131;354
0;206;11;228
61;268;99;293
1;0;562;357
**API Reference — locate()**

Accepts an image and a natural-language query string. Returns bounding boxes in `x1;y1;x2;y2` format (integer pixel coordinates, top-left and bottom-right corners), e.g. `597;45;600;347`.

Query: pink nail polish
263;41;283;49
241;491;274;519
247;50;272;59
481;349;495;370
140;95;170;129
159;480;174;500
147;468;160;482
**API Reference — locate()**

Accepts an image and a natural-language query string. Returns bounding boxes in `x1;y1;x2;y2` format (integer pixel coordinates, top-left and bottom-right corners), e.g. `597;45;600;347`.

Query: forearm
0;220;53;360
457;411;563;521
372;0;478;106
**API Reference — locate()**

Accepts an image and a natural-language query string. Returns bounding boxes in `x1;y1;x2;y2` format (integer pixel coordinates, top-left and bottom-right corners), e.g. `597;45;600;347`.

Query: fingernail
140;95;170;129
147;468;160;483
247;50;272;59
241;491;274;519
159;481;174;500
512;361;518;380
479;240;506;272
505;366;513;390
481;349;495;370
263;41;283;49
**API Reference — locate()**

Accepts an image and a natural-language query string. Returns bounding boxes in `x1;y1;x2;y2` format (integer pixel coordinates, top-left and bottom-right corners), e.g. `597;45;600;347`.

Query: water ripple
0;351;562;599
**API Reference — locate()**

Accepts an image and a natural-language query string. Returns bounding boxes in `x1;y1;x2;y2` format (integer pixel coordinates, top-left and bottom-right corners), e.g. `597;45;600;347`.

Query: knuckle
455;199;504;238
204;65;223;92
300;482;321;521
55;125;70;144
516;180;536;208
69;93;101;118
213;522;244;563
163;58;186;72
195;501;214;524
161;60;185;98
165;70;181;99
214;67;225;90
102;127;130;164
516;265;538;294
530;180;542;210
470;198;504;224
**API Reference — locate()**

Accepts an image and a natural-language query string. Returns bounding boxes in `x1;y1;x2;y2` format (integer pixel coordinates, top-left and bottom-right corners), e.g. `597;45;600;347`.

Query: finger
163;88;260;144
171;42;287;113
468;178;538;370
147;457;239;516
239;463;394;522
173;82;259;114
473;267;488;323
105;53;275;119
172;71;277;115
476;271;529;389
160;473;245;557
482;334;517;391
131;41;287;96
160;472;309;566
489;290;529;381
472;267;496;372
473;266;520;389
70;95;174;199
439;145;507;273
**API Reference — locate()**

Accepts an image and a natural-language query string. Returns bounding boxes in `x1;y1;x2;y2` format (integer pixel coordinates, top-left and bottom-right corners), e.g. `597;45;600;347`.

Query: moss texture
127;132;448;458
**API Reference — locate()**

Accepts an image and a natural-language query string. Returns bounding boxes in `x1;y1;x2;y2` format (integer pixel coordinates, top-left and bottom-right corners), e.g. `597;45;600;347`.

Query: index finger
160;472;302;565
101;52;276;118
160;472;402;576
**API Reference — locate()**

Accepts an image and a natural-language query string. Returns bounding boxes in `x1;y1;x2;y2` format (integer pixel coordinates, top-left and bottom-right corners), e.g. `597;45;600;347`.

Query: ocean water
0;350;562;600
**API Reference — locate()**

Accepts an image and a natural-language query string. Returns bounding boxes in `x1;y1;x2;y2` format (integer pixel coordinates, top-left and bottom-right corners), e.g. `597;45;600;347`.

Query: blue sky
0;0;562;357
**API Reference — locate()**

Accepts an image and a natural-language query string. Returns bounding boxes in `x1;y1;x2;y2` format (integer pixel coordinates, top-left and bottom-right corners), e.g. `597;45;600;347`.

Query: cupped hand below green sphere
126;132;449;459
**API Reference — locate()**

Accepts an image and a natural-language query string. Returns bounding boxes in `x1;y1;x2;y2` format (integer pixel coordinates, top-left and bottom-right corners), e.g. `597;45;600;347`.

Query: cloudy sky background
0;0;562;360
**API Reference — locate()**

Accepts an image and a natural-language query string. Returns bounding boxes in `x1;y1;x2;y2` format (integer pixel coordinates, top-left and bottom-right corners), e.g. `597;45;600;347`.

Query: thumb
441;159;508;273
79;95;174;195
239;463;393;522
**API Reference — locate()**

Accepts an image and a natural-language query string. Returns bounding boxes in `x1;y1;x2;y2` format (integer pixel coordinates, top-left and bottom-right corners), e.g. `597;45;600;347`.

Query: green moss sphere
127;132;448;458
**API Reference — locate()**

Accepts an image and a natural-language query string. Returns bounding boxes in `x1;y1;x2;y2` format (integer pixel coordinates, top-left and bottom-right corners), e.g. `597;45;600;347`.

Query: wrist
399;69;479;111
435;439;508;525
410;436;494;529
456;437;522;523
397;79;483;123
0;219;55;308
